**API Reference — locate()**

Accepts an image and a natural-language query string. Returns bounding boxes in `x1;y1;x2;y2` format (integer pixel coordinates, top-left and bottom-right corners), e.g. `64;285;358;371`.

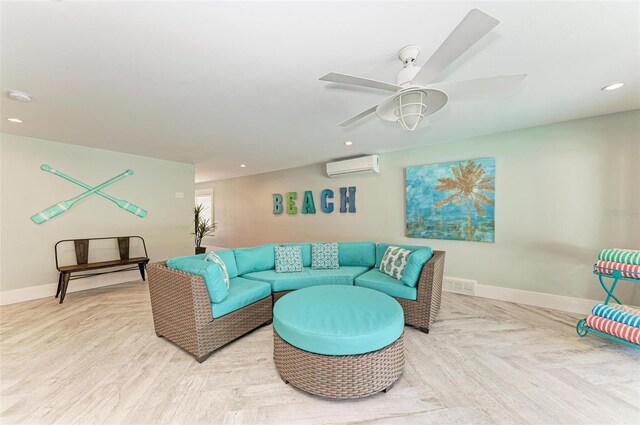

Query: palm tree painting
406;158;495;242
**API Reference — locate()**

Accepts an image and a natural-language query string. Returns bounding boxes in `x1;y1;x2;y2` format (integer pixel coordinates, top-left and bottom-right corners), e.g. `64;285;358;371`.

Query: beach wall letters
273;187;356;215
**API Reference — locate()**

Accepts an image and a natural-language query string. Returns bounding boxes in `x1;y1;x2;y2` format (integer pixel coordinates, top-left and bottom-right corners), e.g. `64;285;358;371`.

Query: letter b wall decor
273;187;356;215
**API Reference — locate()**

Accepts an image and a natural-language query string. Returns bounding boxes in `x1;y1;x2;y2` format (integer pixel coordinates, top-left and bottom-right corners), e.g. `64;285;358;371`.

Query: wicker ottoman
273;285;405;399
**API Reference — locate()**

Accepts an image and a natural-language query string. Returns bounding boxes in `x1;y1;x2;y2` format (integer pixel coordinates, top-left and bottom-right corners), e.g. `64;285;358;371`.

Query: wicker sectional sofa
147;242;445;362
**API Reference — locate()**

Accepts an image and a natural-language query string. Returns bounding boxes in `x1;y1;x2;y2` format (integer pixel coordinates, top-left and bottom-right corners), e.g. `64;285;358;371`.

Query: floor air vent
443;277;476;296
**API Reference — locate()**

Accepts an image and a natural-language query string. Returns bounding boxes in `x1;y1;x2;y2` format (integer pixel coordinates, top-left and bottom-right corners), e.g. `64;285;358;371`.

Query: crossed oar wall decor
31;164;148;224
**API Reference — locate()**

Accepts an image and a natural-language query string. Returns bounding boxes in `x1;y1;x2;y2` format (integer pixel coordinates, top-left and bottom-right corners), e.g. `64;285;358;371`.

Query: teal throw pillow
204;251;230;289
311;242;339;270
274;245;304;273
379;246;411;280
401;248;433;287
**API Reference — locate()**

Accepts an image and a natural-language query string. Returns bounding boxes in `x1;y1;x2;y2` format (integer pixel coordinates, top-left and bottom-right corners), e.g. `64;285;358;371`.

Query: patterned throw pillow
274;245;304;273
311;242;339;270
379;246;411;280
204;251;230;289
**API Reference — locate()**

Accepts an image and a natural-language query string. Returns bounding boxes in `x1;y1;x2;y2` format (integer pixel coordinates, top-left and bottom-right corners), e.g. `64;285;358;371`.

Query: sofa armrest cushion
234;243;278;275
401;248;433;288
167;252;239;279
167;258;229;303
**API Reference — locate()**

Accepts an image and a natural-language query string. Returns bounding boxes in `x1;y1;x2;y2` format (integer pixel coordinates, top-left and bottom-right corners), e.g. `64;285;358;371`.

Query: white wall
0;133;195;302
197;110;640;304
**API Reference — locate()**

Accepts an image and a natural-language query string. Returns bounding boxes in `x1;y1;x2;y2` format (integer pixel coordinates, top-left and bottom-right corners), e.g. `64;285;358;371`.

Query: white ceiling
1;1;639;182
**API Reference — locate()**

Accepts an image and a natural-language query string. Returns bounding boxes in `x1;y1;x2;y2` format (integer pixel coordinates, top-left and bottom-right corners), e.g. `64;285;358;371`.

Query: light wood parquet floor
1;281;639;425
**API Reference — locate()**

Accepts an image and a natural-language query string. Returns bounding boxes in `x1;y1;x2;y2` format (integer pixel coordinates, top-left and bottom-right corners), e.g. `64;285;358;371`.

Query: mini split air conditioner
326;155;380;178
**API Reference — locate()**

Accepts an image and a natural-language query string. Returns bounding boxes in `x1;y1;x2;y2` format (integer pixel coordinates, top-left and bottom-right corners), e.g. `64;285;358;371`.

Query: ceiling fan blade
321;72;401;92
427;74;527;93
338;105;379;127
412;9;499;86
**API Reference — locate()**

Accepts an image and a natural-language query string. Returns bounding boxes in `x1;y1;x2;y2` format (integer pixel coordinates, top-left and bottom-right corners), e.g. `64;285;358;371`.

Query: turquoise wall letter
286;192;297;214
301;191;316;214
273;193;283;215
321;189;334;213
339;187;356;213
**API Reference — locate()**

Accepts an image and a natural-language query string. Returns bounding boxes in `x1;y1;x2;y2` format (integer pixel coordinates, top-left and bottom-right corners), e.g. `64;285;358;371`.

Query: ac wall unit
326;155;380;178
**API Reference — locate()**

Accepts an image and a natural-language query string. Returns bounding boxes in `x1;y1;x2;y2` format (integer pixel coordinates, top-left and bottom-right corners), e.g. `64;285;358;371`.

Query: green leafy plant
194;204;216;248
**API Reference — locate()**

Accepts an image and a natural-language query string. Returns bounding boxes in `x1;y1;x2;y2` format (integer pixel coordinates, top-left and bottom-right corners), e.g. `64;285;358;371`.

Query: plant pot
195;247;206;255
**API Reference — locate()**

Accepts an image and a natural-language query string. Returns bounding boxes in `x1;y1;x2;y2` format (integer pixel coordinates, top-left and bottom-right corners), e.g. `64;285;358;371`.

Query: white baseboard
1;271;600;314
0;270;140;306
455;281;599;315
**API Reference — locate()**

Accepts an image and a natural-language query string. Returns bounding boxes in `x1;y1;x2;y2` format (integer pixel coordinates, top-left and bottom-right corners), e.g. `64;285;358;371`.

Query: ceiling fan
320;9;527;131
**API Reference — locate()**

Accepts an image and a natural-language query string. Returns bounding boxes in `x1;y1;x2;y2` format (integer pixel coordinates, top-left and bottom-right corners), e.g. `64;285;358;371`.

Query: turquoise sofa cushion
167;257;229;303
338;241;376;267
401;248;432;288
283;243;311;267
211;277;271;318
242;266;369;292
355;269;417;300
166;251;239;279
273;285;404;355
234;243;278;275
375;243;433;268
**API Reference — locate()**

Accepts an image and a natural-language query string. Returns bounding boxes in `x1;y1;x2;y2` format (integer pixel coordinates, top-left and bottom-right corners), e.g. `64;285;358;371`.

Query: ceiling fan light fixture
394;90;427;131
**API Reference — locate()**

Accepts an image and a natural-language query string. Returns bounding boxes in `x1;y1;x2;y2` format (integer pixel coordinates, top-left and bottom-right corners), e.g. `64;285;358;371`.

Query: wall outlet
175;192;184;199
443;276;476;296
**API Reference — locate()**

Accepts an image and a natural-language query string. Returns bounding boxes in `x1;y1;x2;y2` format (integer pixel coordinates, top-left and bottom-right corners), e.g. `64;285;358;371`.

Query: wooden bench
54;236;149;304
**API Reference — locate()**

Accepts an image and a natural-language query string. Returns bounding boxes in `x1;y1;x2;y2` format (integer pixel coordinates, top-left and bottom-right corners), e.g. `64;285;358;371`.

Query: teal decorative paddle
40;164;147;219
31;168;134;224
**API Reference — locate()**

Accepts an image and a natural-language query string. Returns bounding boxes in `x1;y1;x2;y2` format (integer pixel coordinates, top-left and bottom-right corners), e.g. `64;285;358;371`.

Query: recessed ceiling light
7;118;23;123
344;141;353;146
240;164;246;168
7;90;32;102
601;82;624;91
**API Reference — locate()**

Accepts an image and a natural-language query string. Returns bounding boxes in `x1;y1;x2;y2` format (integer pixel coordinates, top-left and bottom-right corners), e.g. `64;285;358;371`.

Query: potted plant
194;204;216;254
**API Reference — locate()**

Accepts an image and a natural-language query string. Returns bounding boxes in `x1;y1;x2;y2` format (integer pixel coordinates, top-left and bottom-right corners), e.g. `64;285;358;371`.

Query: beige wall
198;110;640;303
0;133;194;293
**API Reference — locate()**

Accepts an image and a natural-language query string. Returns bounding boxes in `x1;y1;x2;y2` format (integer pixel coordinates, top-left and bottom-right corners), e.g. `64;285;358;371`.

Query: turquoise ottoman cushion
273;285;404;355
234;243;278;275
283;243;312;267
338;241;376;267
167;257;229;303
211;277;271;318
375;243;433;268
355;269;417;300
401;248;432;288
242;266;369;292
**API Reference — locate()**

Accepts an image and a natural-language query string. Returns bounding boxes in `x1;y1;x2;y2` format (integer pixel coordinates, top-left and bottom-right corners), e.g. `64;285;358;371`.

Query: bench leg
55;273;63;298
138;263;146;281
59;273;71;304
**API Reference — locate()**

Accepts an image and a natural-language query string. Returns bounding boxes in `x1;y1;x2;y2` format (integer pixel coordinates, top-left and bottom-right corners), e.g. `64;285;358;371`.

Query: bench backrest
55;236;148;269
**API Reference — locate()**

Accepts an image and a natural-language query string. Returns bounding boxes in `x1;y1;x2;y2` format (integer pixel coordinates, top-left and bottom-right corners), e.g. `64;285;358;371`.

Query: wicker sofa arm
147;262;213;355
416;250;445;327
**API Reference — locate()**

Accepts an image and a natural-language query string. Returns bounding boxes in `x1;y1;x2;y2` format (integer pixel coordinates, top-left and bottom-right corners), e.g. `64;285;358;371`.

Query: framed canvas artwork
406;158;495;242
